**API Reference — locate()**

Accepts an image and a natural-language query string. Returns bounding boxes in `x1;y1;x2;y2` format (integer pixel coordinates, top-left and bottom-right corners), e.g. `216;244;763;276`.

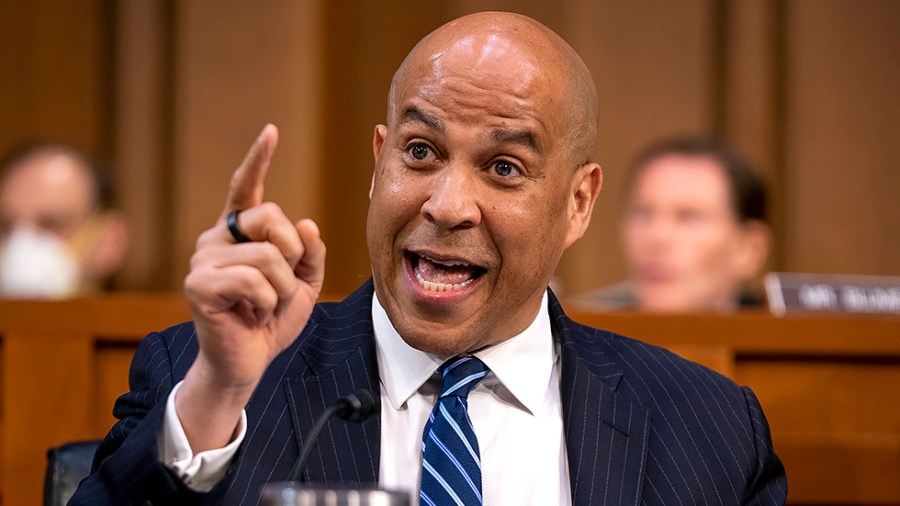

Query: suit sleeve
69;328;228;505
740;386;789;505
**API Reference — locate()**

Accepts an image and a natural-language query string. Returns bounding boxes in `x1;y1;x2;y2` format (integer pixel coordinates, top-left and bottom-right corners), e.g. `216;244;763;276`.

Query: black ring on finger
227;209;252;243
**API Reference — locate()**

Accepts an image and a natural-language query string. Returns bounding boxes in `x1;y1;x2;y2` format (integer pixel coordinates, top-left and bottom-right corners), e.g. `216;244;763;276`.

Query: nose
642;215;681;252
420;167;481;229
627;212;674;252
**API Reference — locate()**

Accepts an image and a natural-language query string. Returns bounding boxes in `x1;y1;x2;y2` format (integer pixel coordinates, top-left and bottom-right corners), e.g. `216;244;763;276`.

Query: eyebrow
400;106;541;154
400;107;445;132
490;128;541;154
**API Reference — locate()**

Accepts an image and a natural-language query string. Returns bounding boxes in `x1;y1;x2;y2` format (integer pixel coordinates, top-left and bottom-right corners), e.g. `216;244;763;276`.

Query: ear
734;219;771;280
563;162;603;248
370;124;388;199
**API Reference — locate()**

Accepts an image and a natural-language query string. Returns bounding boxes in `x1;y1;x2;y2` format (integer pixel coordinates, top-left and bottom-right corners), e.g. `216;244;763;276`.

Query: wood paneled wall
783;1;900;276
1;0;898;295
0;0;113;167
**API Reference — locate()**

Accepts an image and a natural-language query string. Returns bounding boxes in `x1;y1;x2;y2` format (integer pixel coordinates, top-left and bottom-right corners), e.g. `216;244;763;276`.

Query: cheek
622;225;644;257
690;232;740;275
487;200;528;244
367;171;436;272
370;172;420;225
493;197;566;272
387;174;407;199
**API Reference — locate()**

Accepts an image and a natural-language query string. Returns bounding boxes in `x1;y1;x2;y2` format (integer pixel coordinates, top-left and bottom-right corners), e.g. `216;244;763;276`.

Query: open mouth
407;252;486;292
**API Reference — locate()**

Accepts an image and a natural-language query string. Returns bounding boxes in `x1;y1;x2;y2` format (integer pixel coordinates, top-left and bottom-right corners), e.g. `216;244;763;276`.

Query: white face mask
0;227;80;299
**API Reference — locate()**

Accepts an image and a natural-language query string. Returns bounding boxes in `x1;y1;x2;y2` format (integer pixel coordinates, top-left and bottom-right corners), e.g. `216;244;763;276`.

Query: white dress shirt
160;381;247;491
373;291;571;506
160;292;571;505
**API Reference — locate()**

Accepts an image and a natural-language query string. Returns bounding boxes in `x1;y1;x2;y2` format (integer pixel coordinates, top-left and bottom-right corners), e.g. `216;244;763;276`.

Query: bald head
388;12;599;166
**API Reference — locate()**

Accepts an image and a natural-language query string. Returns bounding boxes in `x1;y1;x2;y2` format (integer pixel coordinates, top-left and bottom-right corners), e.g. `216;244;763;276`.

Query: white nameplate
765;272;900;316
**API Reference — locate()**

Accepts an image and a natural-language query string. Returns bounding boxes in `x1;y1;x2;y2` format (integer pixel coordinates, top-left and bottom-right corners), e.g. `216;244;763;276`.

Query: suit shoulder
126;321;199;382
153;320;198;346
559;316;786;500
150;320;201;360
567;320;747;407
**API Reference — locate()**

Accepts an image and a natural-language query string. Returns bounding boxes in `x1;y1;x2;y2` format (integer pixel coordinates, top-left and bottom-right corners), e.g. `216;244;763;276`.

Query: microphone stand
287;389;378;483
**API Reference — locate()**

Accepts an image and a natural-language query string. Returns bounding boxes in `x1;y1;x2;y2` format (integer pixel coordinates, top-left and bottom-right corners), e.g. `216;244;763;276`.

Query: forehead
633;155;733;212
425;33;541;96
391;31;567;139
0;155;96;220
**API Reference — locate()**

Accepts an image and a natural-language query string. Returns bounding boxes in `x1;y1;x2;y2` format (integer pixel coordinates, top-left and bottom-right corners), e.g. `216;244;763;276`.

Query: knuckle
232;265;258;293
188;249;208;269
279;276;299;298
262;287;279;310
189;244;219;269
183;271;198;293
256;241;284;267
256;201;284;220
184;268;210;296
195;227;218;248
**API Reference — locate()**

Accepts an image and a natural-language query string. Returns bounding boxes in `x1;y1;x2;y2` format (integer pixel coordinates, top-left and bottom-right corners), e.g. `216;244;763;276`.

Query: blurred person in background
573;136;771;312
0;144;129;298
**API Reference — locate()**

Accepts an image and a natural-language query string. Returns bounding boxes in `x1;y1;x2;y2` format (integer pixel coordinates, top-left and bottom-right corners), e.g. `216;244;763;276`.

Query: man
72;12;786;505
0;144;128;298
572;137;772;312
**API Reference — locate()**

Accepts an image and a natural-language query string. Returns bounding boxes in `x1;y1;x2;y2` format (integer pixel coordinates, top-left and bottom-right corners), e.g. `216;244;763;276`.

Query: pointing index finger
222;123;280;217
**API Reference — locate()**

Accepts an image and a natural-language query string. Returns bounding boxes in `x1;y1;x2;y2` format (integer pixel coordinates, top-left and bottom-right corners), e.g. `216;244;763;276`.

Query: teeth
422;255;470;268
415;267;475;292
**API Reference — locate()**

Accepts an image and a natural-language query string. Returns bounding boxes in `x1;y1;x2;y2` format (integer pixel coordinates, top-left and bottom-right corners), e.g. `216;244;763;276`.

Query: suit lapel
284;281;382;485
551;293;650;506
258;284;650;501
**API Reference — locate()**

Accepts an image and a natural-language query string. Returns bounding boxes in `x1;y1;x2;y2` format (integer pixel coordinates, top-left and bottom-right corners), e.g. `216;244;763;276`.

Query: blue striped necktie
420;356;490;506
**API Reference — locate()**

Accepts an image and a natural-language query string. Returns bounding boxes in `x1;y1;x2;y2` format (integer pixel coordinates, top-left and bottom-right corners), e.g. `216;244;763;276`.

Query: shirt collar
372;291;554;415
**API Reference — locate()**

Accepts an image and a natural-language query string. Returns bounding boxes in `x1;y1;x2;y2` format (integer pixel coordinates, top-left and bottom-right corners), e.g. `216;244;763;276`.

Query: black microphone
287;388;379;482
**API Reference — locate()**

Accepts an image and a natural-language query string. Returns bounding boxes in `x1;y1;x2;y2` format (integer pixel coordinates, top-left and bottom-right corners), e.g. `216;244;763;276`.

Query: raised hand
177;124;326;452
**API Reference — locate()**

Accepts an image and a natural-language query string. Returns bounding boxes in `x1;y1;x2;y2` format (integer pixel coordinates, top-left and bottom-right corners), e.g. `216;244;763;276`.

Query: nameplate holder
765;272;900;316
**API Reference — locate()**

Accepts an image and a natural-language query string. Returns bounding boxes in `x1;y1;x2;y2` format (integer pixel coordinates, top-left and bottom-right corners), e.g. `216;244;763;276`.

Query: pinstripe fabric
71;281;381;505
550;295;787;505
71;280;786;505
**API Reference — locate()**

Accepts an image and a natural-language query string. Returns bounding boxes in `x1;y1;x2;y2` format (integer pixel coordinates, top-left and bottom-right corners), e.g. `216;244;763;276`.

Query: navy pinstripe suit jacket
71;280;787;505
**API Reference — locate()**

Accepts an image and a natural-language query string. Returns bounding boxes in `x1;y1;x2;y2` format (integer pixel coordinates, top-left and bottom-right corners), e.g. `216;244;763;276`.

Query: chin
397;326;475;358
638;293;684;312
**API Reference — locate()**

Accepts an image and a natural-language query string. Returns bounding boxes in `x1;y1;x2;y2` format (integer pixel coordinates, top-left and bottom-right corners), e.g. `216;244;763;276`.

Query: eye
676;209;704;225
626;206;652;225
38;216;68;237
493;160;521;177
402;140;441;170
409;143;430;160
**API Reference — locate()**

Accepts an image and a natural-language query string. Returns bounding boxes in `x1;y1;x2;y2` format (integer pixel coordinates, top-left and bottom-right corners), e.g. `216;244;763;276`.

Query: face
0;154;96;243
623;154;754;312
367;29;600;357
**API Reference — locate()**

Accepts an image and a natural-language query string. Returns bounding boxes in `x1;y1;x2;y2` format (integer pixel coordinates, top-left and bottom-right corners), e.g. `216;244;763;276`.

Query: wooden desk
0;294;191;506
1;296;898;504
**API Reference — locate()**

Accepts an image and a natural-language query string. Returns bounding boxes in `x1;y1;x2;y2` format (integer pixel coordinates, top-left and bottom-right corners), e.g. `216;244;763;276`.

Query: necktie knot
438;356;489;399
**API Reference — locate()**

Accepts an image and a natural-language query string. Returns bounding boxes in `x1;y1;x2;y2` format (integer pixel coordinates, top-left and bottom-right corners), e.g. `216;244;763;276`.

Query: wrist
188;352;262;398
175;360;258;453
